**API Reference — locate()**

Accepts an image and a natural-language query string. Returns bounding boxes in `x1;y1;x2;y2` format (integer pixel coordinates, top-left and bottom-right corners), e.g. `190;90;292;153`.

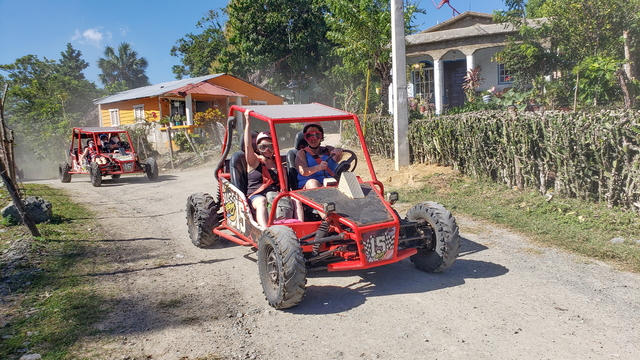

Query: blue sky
0;0;506;86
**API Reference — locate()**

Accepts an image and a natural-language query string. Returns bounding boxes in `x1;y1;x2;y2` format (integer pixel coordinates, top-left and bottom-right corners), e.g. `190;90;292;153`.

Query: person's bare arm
79;148;89;162
295;150;327;176
243;111;259;170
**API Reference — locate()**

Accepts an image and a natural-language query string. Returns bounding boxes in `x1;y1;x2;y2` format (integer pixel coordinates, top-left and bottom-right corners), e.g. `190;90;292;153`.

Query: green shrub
173;131;191;152
2;214;17;226
351;109;640;209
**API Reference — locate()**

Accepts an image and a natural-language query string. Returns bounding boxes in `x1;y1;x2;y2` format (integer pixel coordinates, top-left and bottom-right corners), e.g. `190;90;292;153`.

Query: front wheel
258;226;307;309
146;157;158;181
186;192;221;248
406;202;460;273
89;162;102;187
59;163;71;183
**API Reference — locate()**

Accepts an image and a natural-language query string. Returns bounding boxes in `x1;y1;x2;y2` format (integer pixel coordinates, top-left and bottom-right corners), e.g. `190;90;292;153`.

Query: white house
405;11;546;115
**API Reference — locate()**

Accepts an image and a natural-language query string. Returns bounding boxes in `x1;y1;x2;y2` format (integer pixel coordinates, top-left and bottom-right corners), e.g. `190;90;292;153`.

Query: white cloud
70;29;81;41
120;26;129;36
82;28;104;47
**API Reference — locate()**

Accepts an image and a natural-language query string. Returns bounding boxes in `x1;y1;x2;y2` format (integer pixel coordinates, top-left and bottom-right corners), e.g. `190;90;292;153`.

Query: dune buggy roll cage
215;103;383;219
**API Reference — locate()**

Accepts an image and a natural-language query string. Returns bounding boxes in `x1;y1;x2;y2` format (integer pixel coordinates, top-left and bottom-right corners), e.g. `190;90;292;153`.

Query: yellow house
94;74;284;153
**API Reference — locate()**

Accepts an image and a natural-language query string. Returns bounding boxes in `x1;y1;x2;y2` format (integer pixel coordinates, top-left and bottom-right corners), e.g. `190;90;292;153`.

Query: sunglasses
258;143;274;151
305;132;322;141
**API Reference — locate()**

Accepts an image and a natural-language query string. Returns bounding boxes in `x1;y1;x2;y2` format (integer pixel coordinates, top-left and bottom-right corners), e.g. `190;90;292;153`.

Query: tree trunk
1;84;20;195
0;169;40;237
374;59;392;114
616;69;633;109
623;30;635;80
573;71;579;112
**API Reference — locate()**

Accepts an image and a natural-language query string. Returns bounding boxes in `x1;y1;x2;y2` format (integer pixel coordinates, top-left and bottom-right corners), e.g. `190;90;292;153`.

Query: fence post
167;124;175;170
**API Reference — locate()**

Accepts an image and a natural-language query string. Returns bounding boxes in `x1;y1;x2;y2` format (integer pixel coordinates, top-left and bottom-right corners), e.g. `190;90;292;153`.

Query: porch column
466;53;475;74
185;93;194;126
434;59;444;115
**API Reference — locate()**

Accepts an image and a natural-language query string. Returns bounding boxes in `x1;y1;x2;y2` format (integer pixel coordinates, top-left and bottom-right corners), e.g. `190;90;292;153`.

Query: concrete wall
473;46;512;93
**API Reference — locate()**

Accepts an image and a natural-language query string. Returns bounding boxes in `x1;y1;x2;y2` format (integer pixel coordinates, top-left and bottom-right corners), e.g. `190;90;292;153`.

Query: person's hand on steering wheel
331;148;343;160
317;160;329;171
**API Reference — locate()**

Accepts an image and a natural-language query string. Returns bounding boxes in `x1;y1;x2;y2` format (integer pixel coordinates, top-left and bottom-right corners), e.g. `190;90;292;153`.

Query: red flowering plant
462;66;484;102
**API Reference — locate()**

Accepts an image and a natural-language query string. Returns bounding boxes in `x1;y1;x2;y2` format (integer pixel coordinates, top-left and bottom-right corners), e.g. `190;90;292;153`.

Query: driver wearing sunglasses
295;122;343;190
244;112;294;227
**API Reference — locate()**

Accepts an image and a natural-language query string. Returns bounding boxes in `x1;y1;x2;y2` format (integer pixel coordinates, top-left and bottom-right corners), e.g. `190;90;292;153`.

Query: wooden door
444;61;467;109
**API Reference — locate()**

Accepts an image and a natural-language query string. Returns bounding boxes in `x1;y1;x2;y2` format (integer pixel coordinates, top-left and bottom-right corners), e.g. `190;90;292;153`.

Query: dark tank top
246;162;279;197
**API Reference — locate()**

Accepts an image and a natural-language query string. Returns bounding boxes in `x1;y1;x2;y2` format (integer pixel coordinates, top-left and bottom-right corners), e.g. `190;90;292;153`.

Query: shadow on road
95;174;179;186
78;258;233;278
96;236;173;242
290;236;506;315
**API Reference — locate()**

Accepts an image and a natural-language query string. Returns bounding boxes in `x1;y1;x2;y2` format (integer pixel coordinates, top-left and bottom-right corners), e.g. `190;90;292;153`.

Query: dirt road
41;165;640;359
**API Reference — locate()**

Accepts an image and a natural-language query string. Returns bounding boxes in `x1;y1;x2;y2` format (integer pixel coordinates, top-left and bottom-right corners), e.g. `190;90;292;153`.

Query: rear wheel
146;157;158;181
89;162;102;187
186;192;221;248
58;163;71;183
406;202;459;273
258;226;307;309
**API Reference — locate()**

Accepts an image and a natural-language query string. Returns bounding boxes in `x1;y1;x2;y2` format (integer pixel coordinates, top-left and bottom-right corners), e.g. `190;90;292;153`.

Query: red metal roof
166;81;247;98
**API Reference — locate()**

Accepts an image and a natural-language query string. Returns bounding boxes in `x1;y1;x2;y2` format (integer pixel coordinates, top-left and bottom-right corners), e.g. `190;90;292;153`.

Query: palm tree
97;42;150;89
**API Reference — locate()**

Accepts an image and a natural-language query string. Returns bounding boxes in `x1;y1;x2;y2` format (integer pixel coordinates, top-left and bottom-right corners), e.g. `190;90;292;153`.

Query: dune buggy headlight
323;202;336;214
386;191;399;205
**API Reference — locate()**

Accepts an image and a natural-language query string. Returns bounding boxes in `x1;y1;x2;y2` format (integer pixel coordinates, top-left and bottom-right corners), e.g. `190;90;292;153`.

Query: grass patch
1;184;110;359
157;297;183;309
394;174;640;272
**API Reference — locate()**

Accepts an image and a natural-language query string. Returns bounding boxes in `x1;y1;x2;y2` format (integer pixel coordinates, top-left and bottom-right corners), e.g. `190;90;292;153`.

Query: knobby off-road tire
186;192;221;248
89;162;102;187
146;157;159;181
59;163;71;183
406;201;460;273
258;226;307;309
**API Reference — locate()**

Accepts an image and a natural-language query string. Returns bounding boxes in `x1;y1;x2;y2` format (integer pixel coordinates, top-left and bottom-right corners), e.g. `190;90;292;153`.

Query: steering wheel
332;150;358;182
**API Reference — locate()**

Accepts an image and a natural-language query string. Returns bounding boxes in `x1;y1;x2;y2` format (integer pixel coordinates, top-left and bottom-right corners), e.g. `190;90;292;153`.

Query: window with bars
413;65;434;101
498;64;512;84
109;109;120;126
133;105;145;121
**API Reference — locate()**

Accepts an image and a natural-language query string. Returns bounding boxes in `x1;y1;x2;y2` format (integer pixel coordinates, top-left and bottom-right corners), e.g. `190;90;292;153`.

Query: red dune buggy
59;127;158;187
186;104;460;309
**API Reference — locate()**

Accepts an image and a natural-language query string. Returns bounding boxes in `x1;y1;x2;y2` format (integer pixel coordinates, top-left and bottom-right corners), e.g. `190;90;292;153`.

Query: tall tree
171;10;227;79
59;43;89;81
1;48;99;161
218;0;333;90
539;0;635;62
97;42;150;88
325;0;420;112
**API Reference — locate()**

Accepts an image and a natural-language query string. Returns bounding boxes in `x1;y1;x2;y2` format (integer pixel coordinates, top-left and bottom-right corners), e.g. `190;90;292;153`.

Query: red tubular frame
66;127;143;175
215;104;409;271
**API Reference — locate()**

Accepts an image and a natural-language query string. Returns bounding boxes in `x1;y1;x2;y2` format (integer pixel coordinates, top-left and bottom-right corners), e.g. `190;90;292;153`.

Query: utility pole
391;0;410;170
